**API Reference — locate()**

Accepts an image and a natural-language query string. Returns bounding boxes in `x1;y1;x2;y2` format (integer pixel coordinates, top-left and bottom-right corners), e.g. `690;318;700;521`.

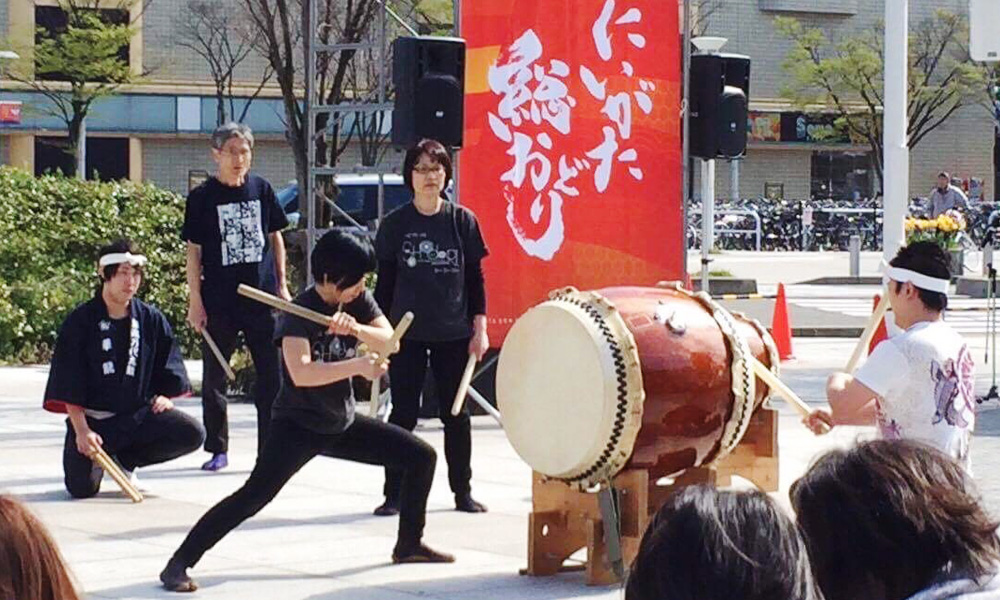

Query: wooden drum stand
522;407;779;586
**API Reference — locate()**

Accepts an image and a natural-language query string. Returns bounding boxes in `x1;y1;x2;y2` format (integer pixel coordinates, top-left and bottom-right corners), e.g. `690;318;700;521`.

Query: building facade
696;0;994;203
0;0;395;195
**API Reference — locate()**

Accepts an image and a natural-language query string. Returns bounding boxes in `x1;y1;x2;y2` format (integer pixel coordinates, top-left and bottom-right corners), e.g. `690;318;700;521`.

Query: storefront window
810;151;873;201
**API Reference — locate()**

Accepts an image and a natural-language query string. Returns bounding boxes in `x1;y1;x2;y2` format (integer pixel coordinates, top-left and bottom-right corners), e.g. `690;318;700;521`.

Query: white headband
882;266;950;294
99;252;148;268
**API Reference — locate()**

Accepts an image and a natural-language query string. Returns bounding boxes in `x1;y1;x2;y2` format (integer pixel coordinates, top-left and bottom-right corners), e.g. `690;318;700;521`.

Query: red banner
460;0;683;343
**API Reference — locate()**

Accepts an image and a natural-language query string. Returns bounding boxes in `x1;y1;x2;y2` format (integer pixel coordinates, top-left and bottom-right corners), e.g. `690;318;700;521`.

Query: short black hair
792;440;1000;600
311;230;376;289
626;485;819;600
889;240;950;311
402;138;452;198
98;239;143;281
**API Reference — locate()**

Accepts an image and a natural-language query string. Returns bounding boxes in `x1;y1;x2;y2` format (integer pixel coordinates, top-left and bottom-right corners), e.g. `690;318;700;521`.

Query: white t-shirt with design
854;320;975;471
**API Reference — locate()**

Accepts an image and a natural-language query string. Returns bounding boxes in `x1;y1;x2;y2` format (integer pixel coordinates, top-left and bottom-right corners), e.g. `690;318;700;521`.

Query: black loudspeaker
392;36;466;149
690;53;750;159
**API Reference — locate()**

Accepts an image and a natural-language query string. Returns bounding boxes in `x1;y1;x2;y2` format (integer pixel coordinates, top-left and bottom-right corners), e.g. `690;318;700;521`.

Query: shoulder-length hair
791;439;1000;600
626;485;819;600
402;138;452;198
0;495;81;600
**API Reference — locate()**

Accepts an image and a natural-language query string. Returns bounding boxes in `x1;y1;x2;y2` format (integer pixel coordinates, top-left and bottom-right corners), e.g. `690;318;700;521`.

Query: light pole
883;1;908;261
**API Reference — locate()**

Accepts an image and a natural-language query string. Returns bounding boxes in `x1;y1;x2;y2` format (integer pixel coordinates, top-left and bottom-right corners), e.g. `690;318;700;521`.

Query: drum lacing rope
677;289;757;464
553;293;634;487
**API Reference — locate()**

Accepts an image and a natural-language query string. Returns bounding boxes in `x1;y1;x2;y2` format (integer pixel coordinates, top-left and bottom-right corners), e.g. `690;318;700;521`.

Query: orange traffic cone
770;283;794;361
868;294;889;354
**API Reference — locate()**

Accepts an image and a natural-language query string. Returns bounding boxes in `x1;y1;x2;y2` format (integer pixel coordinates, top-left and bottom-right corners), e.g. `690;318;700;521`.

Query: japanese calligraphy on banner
460;0;683;343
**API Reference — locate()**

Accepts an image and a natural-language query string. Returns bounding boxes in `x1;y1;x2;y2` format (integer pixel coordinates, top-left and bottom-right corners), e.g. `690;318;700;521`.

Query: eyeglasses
413;165;444;175
221;148;252;160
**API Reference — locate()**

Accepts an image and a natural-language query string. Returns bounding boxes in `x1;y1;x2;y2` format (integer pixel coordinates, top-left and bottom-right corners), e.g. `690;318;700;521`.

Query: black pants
63;408;205;499
384;338;472;500
171;416;436;567
202;302;280;456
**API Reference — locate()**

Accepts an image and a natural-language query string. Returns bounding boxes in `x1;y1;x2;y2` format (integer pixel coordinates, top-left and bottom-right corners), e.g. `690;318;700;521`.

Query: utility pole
882;0;908;261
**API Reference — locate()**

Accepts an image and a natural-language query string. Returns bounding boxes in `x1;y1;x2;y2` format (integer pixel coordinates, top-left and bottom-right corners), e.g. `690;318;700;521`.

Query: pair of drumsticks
233;284;502;424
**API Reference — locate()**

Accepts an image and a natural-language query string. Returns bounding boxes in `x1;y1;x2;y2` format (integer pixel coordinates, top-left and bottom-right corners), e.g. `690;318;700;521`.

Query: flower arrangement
905;210;966;249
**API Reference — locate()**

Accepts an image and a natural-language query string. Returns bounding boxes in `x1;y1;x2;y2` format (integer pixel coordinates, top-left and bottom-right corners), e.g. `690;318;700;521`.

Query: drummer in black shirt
160;231;454;593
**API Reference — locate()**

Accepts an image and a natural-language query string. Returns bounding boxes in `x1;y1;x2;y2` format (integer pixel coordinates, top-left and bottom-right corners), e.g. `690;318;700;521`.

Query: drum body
497;285;778;489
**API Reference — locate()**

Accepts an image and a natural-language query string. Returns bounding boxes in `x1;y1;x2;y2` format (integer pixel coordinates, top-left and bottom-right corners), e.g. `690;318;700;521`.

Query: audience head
791;440;1000;600
626;485;819;600
0;495;80;600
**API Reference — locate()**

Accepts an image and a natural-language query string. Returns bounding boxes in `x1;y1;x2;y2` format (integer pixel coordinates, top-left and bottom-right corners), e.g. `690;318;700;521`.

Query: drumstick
236;284;413;415
202;330;235;381
369;312;415;417
237;284;332;327
845;293;890;373
90;445;143;503
748;356;809;417
467;385;503;427
450;353;478;416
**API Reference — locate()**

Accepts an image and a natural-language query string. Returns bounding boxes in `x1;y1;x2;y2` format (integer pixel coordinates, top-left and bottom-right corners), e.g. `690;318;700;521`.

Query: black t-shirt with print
181;174;288;313
375;201;488;342
271;288;382;435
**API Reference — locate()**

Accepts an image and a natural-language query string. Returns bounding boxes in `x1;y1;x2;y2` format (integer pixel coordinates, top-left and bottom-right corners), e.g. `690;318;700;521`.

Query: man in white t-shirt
805;241;975;471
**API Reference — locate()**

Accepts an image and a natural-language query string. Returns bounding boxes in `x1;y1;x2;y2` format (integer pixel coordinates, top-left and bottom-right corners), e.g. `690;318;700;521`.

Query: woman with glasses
372;138;490;516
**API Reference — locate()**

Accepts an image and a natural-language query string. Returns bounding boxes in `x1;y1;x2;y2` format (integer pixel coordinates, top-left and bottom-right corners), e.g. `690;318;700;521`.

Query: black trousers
171;416;436;568
63;408;205;499
384;337;472;500
202;302;280;456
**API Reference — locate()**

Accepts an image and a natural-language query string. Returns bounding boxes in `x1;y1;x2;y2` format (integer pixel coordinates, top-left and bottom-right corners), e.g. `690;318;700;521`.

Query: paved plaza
3;333;1000;599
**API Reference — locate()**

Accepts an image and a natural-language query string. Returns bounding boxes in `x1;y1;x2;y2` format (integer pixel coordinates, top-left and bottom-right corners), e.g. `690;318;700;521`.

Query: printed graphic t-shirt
854;320;975;471
182;175;288;312
375;201;488;341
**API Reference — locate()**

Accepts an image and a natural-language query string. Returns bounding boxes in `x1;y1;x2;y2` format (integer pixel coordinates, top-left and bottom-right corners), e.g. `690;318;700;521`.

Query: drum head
497;296;643;484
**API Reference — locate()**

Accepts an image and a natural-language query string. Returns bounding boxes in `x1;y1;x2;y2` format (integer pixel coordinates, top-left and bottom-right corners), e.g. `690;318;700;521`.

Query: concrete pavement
4;334;1000;599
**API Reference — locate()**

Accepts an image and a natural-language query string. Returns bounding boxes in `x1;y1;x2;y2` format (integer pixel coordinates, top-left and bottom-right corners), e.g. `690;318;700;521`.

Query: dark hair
626;485;819;600
311;230;376;289
98;238;144;281
402;138;452;198
938;171;951;180
0;495;81;600
791;440;1000;600
889;241;950;311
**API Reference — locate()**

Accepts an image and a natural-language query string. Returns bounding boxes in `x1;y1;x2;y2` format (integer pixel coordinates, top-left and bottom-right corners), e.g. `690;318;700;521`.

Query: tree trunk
67;110;85;179
216;84;227;126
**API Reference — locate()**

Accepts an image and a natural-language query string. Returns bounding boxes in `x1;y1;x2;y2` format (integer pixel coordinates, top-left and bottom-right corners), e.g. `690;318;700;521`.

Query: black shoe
373;499;400;517
455;494;487;513
160;557;197;592
392;542;456;564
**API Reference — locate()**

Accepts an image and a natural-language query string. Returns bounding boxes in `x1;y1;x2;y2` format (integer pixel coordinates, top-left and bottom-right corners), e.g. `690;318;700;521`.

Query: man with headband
43;239;205;498
805;241;975;471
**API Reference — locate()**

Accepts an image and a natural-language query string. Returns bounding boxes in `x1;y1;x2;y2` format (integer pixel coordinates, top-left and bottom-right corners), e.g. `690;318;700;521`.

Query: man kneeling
43;240;205;498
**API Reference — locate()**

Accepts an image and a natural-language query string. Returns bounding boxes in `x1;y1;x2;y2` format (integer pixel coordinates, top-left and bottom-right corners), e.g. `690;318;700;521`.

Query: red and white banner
460;0;684;343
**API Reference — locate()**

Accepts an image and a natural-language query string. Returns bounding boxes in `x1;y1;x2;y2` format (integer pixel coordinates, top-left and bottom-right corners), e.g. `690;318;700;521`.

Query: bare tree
242;0;428;225
692;0;722;37
342;42;392;167
175;0;273;126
